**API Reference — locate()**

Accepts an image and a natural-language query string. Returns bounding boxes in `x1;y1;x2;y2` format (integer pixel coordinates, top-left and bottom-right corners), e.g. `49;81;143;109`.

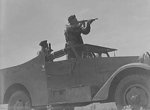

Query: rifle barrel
78;18;98;23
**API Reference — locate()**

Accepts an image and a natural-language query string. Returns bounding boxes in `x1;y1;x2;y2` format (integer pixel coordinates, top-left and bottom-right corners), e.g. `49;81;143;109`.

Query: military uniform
64;22;91;59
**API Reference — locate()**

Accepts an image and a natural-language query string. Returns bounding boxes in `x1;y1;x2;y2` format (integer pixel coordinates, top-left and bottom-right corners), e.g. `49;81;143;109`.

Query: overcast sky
1;0;150;69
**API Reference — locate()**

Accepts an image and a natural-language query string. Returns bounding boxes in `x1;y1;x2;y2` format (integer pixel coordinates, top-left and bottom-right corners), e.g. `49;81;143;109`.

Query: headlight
138;52;150;65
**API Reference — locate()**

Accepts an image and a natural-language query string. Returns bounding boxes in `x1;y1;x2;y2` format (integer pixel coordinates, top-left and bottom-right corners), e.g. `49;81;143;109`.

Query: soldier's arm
66;24;81;33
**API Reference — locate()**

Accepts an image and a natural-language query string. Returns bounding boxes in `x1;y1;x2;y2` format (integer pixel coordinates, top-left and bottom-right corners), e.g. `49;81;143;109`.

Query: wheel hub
14;100;24;110
125;85;149;107
13;99;30;110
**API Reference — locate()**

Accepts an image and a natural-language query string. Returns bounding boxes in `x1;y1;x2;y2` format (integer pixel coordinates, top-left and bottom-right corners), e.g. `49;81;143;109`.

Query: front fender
92;63;150;101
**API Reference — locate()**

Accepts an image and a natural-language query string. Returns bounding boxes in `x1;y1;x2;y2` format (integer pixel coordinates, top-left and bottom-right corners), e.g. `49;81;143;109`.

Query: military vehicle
0;42;150;110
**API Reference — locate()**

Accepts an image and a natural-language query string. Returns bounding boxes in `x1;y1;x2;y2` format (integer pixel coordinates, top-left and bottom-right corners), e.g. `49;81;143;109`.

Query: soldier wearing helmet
64;15;93;59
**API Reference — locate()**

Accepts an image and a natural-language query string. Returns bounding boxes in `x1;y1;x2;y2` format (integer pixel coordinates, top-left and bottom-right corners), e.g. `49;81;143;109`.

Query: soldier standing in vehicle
64;15;96;59
39;40;53;62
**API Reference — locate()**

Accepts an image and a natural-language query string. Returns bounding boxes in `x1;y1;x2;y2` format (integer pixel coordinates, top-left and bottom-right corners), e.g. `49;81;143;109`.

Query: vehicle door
76;57;99;85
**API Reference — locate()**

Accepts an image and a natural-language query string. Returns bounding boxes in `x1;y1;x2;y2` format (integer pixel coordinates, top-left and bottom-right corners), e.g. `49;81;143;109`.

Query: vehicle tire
8;91;31;110
114;74;150;109
52;106;74;110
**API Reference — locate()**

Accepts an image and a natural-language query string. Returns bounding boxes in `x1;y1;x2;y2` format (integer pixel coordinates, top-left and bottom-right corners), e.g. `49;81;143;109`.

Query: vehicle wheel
52;106;74;110
114;74;150;109
8;91;31;110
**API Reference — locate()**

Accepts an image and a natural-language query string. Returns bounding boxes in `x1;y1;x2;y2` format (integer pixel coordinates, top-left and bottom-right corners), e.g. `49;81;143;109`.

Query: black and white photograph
0;0;150;110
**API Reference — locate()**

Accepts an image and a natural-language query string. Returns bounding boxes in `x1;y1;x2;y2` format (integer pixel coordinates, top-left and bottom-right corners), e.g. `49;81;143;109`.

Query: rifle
78;18;98;24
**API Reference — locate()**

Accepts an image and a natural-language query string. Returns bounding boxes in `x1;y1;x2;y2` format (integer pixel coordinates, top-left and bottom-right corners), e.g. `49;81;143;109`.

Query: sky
0;0;150;69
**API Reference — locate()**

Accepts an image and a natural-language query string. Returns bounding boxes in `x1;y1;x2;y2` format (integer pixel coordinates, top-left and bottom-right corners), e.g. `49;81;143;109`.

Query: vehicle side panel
46;56;138;104
0;55;48;106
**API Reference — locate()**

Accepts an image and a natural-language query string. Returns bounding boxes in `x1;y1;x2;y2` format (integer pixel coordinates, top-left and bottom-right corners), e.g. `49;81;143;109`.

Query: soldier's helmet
68;15;76;23
39;40;48;48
